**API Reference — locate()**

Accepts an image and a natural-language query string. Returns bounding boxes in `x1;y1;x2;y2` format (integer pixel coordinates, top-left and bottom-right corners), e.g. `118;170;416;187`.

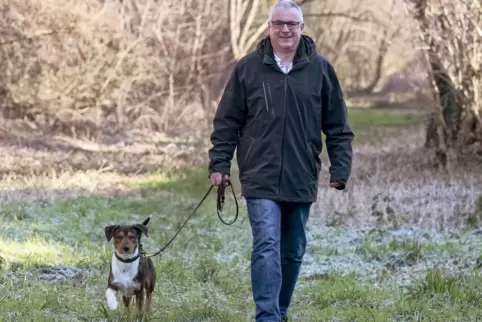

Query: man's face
268;7;304;52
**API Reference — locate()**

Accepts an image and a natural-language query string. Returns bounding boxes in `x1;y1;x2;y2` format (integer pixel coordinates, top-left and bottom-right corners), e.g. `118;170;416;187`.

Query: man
208;1;354;321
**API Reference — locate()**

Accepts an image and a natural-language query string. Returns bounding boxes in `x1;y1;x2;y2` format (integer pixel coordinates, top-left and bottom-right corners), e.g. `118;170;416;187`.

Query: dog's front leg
145;291;153;312
135;289;144;312
122;296;132;311
105;287;119;310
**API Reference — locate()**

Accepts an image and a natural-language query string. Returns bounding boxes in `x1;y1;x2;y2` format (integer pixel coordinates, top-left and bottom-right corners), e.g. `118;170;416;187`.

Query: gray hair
268;0;304;23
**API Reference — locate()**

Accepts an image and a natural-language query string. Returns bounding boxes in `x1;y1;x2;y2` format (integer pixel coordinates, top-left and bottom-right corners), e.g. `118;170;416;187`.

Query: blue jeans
246;198;311;322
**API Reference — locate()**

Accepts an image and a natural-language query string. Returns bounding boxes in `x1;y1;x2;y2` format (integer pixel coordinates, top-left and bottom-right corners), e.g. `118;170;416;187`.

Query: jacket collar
260;35;315;72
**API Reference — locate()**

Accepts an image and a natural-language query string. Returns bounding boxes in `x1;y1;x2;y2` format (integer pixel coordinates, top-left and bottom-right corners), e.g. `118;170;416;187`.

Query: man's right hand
210;172;230;186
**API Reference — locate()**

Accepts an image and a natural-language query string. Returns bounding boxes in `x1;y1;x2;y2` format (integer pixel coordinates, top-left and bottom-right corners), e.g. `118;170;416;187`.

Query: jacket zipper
277;74;288;195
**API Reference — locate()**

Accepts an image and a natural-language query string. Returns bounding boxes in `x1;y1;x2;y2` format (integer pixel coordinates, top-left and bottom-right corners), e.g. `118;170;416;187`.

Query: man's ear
104;225;119;242
134;224;148;237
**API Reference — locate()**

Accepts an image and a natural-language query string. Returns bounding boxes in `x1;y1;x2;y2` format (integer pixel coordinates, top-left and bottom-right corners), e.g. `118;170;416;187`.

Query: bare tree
302;0;414;97
228;0;267;60
404;0;482;165
0;0;423;144
0;0;231;138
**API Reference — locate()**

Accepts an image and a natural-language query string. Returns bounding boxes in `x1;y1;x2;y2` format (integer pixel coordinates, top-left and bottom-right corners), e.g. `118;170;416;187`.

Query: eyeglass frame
269;20;303;30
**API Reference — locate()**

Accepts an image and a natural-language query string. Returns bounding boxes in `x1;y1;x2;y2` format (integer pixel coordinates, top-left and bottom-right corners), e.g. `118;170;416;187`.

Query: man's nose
281;24;290;32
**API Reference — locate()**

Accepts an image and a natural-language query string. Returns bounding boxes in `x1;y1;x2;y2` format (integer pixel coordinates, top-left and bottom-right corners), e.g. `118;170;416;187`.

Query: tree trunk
407;0;482;167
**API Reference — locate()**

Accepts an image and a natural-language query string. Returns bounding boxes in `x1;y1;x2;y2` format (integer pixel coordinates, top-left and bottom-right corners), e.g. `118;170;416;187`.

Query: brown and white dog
104;216;156;312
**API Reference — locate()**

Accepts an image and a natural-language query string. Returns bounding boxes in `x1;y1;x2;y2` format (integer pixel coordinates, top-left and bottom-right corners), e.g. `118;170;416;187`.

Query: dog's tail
142;215;152;226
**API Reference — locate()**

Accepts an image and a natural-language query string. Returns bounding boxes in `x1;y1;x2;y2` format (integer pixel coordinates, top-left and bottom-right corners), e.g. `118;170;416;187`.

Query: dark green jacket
208;35;354;203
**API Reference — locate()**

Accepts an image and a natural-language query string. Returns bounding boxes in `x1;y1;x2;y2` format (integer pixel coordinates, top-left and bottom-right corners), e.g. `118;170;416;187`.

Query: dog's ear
134;224;148;237
141;215;151;226
104;225;119;242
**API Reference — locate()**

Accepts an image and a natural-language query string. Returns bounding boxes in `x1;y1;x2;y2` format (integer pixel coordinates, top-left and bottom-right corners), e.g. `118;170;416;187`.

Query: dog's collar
115;252;140;263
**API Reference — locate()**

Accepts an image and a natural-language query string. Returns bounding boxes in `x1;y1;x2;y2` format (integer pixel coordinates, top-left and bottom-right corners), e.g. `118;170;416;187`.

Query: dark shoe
281;317;288;322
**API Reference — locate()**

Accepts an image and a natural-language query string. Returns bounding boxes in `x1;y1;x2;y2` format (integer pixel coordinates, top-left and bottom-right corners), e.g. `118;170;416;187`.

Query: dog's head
104;217;150;256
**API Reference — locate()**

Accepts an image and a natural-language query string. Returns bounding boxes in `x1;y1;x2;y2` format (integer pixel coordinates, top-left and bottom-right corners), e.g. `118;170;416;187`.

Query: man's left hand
329;181;345;190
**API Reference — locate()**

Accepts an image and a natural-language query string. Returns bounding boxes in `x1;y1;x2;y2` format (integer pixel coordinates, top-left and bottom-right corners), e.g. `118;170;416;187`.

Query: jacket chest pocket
246;80;285;122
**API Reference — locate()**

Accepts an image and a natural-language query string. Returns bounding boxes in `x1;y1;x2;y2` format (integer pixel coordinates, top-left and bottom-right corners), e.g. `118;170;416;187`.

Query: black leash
139;179;239;258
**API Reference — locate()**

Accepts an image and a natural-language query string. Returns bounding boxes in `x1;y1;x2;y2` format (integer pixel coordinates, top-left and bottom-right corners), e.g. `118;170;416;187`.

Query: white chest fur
111;252;140;296
105;250;142;310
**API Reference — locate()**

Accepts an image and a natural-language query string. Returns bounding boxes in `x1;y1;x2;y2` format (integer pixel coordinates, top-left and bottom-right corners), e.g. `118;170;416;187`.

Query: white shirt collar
274;53;292;74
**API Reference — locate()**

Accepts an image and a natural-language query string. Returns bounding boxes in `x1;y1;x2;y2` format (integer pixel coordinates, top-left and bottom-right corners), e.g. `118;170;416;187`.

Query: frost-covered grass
1;108;482;321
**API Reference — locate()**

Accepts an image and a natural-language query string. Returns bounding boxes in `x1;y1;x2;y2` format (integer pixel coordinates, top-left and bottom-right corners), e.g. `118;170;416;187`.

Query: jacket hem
241;192;317;204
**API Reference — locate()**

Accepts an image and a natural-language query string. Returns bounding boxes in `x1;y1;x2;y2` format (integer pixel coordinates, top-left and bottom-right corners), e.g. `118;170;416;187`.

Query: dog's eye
129;236;135;240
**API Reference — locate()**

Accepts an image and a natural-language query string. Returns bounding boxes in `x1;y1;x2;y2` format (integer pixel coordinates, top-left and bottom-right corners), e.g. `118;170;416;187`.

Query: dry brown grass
0;119;210;203
0;137;211;204
315;124;482;230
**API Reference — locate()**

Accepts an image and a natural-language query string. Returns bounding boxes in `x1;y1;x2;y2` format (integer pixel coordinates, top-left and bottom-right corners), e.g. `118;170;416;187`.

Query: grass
1;171;482;321
348;108;422;128
1;107;482;321
344;107;425;143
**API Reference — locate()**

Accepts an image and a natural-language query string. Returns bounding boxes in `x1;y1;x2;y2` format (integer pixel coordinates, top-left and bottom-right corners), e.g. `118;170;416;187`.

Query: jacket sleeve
321;60;355;189
208;65;246;176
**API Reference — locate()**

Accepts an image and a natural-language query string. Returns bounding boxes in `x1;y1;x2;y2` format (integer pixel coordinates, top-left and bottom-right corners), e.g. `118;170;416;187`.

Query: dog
104;215;156;312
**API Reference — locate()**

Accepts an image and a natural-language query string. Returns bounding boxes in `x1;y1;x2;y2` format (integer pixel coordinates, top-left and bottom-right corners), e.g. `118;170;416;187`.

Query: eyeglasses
270;20;301;30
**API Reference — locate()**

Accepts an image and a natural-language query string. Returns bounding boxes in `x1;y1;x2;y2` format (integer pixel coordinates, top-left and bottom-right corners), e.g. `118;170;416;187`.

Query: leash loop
139;177;239;258
217;178;239;225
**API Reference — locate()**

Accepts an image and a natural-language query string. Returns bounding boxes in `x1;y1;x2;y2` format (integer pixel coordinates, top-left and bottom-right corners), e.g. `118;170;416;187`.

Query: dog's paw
107;300;118;310
105;288;118;310
107;297;118;310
